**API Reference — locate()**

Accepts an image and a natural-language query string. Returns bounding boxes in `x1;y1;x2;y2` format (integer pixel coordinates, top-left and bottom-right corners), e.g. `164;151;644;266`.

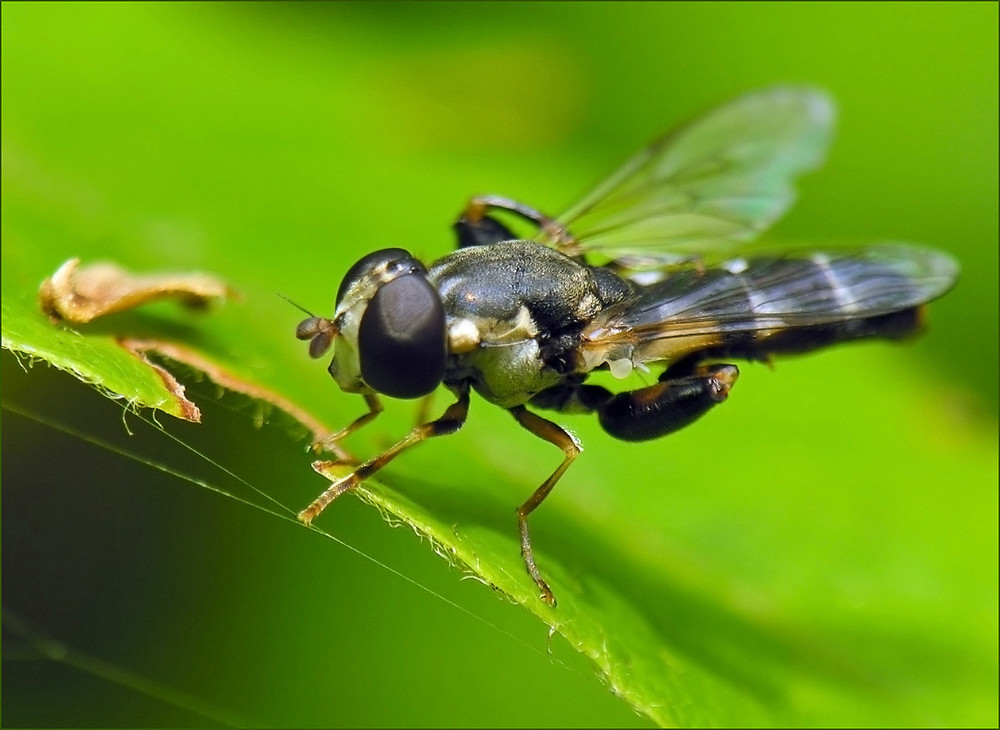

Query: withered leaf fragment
39;258;231;324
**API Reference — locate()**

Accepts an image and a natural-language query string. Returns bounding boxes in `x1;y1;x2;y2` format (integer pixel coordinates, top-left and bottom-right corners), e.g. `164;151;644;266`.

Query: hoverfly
295;87;958;606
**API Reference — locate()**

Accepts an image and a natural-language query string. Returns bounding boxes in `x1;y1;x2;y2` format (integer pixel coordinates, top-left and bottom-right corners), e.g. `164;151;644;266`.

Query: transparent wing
582;245;959;345
543;87;836;265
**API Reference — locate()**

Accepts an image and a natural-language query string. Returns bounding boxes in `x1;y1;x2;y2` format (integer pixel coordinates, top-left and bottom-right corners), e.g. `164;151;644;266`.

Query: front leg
312;393;384;461
299;386;471;524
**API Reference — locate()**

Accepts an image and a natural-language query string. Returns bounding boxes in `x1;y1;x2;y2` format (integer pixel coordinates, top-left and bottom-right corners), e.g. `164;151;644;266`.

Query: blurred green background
2;2;997;727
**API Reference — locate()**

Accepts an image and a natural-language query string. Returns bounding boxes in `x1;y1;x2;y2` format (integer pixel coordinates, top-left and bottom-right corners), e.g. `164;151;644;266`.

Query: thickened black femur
358;273;446;398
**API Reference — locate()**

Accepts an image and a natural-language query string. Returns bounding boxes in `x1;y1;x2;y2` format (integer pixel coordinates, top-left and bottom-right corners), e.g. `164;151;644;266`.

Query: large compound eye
358;274;446;398
336;248;417;307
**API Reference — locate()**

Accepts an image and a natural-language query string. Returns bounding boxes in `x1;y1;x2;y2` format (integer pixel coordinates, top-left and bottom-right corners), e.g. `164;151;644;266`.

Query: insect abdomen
720;253;934;355
741;305;923;359
586;247;956;367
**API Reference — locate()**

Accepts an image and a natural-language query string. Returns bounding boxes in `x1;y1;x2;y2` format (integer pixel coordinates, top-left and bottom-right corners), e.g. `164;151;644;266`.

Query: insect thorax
427;241;630;406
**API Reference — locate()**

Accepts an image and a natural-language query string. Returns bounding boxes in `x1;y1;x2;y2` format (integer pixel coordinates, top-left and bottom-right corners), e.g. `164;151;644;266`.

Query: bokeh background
3;2;997;727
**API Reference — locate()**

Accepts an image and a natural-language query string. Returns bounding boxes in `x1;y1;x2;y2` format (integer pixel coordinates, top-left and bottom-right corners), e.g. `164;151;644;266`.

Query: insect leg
298;386;471;525
413;392;436;428
455;195;575;249
453;209;517;248
529;381;614;415
312;393;384;460
509;405;582;607
598;364;739;442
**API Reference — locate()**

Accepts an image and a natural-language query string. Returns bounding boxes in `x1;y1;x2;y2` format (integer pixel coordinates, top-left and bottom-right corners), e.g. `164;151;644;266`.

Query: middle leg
509;405;582;607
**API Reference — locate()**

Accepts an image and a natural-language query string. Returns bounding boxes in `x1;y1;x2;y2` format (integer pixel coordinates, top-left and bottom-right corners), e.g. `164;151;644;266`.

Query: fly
294;87;958;606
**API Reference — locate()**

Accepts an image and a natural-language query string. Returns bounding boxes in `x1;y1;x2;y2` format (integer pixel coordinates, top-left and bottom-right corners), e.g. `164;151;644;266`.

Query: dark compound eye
336;248;421;307
358;274;446;399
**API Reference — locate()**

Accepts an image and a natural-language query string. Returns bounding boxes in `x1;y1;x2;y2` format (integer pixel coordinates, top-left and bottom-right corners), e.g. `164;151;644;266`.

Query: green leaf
4;4;996;727
2;289;195;419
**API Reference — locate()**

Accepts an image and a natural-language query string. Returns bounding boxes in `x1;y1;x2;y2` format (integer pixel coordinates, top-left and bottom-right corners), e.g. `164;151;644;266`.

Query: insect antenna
276;292;316;318
279;293;340;358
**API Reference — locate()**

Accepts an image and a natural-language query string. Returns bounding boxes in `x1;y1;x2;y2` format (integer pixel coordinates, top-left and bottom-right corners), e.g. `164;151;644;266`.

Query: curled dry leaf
118;338;334;437
39;258;232;324
31;258;331;437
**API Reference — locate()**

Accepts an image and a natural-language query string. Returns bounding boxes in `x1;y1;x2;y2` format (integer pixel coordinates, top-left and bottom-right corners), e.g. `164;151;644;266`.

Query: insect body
295;88;958;606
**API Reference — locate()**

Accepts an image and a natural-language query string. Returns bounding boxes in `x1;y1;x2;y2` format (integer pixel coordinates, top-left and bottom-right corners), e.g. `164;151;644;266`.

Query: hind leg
597;364;739;442
531;364;739;442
